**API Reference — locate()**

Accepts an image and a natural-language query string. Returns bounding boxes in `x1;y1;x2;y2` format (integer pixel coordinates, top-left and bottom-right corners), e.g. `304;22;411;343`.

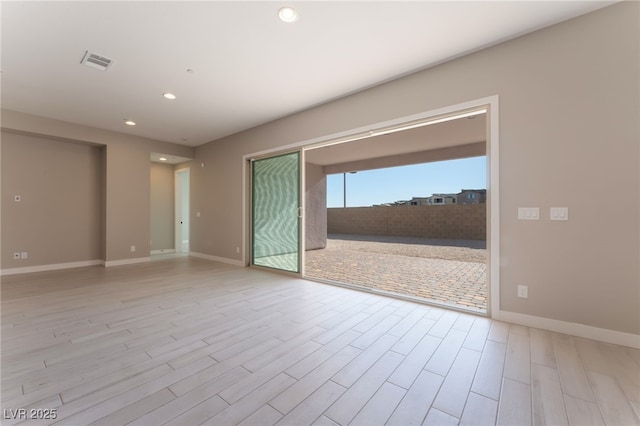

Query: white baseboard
498;310;640;349
104;257;151;267
189;252;244;267
0;259;104;276
150;249;176;255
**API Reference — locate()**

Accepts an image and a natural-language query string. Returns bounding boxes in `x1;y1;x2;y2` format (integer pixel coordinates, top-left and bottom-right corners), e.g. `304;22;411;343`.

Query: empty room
1;2;638;425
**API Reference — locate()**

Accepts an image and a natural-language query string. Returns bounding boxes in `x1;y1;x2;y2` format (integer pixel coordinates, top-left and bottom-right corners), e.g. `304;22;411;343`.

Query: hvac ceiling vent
80;50;113;71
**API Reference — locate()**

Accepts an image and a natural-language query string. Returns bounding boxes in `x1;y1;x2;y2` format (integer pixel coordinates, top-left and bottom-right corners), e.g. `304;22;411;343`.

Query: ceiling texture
1;1;615;147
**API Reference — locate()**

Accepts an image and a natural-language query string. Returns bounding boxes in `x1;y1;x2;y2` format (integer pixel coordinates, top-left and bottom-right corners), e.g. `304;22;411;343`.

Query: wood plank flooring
1;257;638;425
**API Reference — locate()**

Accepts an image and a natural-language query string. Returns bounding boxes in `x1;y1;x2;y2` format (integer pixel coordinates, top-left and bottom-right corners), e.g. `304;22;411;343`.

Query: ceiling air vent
80;50;113;71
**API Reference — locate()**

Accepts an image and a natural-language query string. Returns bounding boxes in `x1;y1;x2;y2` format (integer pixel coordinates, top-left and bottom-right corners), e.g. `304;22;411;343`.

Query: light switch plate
550;207;569;220
518;207;540;220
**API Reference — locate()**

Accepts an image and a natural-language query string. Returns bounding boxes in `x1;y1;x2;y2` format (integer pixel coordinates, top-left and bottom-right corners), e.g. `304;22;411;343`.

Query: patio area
305;234;487;312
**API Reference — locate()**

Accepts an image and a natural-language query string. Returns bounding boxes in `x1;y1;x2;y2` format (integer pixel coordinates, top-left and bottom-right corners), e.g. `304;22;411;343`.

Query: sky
326;156;486;208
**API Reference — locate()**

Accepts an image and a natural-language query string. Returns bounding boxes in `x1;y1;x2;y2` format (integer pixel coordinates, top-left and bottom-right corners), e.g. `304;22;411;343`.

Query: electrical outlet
517;285;528;299
13;252;20;259
20;252;28;259
236;246;240;254
130;245;136;252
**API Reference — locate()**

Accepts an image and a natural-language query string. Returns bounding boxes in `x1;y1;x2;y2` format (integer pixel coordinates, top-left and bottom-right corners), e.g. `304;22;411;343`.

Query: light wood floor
1;257;638;425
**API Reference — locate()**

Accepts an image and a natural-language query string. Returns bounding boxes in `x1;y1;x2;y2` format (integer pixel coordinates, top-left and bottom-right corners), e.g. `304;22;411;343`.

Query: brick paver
305;234;487;312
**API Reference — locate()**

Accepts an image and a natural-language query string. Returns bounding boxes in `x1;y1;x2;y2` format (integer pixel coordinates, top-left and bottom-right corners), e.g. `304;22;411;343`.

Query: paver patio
305;234;487;312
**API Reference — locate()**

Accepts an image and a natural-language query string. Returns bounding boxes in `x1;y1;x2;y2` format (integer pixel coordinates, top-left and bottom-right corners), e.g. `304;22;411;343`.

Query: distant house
457;189;487;204
383;190;486;206
426;194;457;205
407;197;430;206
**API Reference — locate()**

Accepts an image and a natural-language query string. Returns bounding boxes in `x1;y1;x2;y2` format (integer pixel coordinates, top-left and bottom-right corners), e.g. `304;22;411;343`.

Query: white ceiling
1;1;615;147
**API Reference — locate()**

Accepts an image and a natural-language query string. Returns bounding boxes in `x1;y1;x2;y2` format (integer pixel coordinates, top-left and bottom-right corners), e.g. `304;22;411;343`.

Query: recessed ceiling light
278;6;298;23
159;157;167;161
163;93;176;100
124;119;136;126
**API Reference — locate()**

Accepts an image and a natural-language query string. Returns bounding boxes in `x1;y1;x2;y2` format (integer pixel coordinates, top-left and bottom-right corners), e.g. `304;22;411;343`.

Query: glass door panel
252;152;301;273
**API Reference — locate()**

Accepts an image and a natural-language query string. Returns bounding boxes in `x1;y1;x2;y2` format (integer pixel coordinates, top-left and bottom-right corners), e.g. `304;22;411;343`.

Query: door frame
242;96;499;317
174;167;190;254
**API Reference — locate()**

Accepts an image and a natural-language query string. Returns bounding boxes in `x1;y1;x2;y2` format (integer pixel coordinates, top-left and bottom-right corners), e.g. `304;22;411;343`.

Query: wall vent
80;50;113;71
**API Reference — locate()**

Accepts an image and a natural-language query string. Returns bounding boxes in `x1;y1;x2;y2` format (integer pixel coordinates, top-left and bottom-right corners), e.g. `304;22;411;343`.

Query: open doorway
303;109;489;313
306;158;487;313
175;168;190;254
150;153;192;260
244;97;499;316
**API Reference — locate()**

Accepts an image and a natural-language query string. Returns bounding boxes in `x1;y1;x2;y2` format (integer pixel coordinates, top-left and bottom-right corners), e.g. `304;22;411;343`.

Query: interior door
251;151;301;273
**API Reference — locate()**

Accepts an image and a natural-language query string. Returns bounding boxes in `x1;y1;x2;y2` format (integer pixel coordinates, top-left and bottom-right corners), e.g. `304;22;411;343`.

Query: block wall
327;204;486;240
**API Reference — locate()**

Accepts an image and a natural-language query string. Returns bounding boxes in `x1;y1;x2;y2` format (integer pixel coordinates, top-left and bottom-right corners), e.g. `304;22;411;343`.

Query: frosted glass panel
252;152;300;273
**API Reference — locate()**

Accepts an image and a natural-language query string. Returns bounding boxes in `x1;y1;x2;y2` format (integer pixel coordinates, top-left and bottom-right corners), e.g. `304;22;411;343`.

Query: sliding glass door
251;151;301;273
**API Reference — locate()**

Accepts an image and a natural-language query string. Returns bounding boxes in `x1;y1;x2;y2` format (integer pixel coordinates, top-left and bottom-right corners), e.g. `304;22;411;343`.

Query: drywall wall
0;112;194;264
104;142;151;262
1;131;103;267
150;162;175;251
191;3;639;335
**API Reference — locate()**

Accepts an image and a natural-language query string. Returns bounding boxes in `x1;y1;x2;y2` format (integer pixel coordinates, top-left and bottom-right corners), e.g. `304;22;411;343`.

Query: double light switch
518;207;569;220
518;207;540;220
550;207;569;220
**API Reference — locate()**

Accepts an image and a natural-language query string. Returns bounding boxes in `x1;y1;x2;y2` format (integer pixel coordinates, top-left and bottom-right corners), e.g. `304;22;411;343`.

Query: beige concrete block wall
328;204;486;240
